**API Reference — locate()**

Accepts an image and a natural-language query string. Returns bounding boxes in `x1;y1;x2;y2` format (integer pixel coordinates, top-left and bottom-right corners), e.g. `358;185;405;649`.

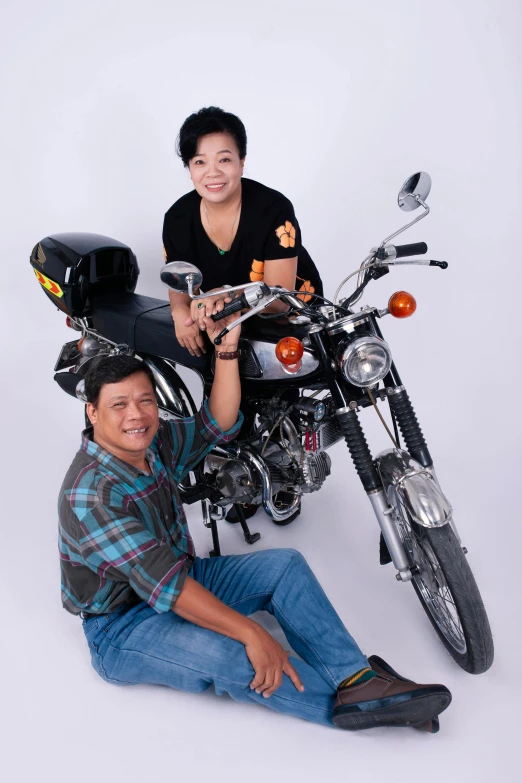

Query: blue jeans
82;548;369;727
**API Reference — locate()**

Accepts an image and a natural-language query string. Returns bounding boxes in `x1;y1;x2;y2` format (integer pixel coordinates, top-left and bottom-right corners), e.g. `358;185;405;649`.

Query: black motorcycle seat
91;292;309;368
91;293;208;369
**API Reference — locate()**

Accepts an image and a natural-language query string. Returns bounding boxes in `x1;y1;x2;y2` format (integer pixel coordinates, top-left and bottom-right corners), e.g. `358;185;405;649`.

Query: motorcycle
30;172;493;674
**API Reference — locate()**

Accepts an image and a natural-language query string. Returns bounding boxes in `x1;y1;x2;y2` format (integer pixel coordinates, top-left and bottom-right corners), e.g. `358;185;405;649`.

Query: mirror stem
380;200;430;248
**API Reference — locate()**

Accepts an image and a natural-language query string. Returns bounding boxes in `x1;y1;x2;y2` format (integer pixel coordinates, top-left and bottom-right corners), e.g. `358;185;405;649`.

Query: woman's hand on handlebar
188;289;234;328
172;307;207;357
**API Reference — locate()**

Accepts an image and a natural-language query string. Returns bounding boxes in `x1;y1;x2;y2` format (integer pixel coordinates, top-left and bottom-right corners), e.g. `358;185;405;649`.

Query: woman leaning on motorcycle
162;106;323;357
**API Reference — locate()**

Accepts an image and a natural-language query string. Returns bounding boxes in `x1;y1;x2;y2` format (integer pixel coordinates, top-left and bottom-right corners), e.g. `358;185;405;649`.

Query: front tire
402;520;494;674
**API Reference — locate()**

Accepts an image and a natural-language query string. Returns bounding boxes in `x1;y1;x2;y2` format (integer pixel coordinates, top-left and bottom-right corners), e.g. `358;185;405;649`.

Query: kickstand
209;516;221;558
234;504;261;545
201;499;222;558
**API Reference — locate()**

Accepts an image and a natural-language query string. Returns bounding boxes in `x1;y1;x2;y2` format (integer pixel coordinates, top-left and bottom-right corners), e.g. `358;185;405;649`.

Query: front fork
334;396;419;582
308;327;452;581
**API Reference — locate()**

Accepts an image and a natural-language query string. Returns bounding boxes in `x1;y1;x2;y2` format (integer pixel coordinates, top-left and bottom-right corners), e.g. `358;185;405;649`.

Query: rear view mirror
161;262;203;296
398;172;432;212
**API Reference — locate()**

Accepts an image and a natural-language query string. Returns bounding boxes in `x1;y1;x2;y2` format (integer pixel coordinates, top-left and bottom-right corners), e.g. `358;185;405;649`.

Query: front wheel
396;509;494;673
406;524;494;674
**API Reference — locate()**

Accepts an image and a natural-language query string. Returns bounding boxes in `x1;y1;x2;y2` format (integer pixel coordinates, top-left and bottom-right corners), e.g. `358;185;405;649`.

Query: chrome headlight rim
340;335;392;388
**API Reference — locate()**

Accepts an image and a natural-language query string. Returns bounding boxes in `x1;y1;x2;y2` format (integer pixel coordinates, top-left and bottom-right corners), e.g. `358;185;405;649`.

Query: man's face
86;372;159;464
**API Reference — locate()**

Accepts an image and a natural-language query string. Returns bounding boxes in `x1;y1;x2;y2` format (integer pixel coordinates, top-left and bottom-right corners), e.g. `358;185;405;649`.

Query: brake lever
192;280;267;301
375;258;448;269
213;294;278;345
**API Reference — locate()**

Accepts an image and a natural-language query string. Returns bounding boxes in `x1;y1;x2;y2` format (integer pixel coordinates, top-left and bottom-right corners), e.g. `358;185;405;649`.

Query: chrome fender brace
369;448;454;582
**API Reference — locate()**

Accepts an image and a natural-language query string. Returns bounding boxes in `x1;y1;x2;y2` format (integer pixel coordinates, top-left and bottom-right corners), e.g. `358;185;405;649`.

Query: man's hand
173;579;304;700
199;311;242;349
245;625;304;698
172;308;206;357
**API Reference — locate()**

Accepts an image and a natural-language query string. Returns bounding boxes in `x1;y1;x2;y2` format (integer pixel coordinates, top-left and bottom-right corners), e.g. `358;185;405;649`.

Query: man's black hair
177;106;247;167
84;355;156;407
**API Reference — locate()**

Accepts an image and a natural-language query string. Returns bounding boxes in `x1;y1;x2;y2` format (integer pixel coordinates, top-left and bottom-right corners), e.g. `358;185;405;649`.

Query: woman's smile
188;132;243;205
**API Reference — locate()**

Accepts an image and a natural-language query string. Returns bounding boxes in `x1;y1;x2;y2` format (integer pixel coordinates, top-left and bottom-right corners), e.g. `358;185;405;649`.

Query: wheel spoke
415;573;466;650
393;497;467;654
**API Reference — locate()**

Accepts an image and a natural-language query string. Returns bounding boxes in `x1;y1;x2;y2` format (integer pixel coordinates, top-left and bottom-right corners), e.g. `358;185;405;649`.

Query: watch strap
215;349;240;360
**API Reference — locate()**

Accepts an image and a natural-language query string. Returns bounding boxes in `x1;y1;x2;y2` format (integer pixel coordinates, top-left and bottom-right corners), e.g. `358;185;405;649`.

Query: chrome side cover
375;448;452;528
246;340;319;380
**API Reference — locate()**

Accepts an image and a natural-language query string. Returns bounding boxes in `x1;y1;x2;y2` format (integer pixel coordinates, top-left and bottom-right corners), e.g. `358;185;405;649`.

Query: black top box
30;232;140;317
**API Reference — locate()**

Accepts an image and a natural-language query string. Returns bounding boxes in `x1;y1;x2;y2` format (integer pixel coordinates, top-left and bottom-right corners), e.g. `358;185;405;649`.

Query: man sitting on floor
58;311;451;733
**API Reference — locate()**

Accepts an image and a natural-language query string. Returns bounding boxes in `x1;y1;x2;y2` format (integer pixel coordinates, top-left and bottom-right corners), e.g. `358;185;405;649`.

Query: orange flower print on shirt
275;221;296;249
296;275;315;303
250;259;264;282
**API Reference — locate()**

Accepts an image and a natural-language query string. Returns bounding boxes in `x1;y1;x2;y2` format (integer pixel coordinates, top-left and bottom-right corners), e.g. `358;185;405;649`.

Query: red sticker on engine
34;268;64;298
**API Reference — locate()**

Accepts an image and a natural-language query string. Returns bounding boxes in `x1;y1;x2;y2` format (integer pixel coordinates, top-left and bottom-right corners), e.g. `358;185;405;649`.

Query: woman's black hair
85;355;156;408
177;106;247;167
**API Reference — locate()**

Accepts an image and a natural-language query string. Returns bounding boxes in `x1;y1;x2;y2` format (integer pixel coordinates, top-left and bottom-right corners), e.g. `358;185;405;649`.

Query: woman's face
188;132;244;203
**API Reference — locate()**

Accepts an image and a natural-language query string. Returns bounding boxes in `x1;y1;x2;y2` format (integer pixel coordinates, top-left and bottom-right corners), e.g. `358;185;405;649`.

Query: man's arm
163;306;244;480
208;345;242;433
174;576;304;698
202;313;242;432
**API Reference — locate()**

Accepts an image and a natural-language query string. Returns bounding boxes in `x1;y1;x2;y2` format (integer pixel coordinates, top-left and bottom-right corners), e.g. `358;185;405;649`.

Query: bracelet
216;349;240;360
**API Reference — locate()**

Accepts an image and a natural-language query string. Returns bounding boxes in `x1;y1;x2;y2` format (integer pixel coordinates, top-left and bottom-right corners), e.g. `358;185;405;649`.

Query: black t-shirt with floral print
162;178;323;302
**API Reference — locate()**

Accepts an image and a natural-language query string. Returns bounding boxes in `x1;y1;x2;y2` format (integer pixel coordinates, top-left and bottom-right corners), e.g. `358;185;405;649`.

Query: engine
204;408;333;504
300;451;332;491
261;437;331;494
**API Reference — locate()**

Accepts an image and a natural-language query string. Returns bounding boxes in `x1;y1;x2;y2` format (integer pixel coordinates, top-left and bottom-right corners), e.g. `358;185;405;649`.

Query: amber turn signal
389;291;417;318
275;337;304;365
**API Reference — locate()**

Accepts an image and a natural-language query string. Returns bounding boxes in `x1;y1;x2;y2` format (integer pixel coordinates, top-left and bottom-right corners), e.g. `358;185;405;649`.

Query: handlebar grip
395;242;428;258
210;294;247;322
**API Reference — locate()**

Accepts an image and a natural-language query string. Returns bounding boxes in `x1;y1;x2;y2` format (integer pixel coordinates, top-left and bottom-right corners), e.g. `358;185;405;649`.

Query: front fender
375;448;452;528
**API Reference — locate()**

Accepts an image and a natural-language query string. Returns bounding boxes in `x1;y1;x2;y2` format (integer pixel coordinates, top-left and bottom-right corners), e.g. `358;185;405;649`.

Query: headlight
340;336;392;387
313;401;326;421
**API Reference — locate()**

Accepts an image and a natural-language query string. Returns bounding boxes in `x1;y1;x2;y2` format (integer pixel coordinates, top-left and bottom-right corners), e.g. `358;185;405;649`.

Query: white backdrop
1;1;521;781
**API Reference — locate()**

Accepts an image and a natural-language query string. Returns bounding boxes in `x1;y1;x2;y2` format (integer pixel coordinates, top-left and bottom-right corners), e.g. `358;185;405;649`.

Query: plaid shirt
58;401;242;616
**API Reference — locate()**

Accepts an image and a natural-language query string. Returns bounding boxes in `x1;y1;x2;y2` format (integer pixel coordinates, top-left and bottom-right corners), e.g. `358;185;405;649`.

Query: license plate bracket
54;340;82;372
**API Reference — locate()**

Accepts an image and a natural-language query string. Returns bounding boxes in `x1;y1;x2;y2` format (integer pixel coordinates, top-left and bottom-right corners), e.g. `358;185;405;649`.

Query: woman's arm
169;290;207;356
163;223;207;356
188;259;299;331
262;257;298;313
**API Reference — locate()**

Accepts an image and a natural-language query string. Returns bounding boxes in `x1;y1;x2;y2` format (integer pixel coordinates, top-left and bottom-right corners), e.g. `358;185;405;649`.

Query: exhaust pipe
238;446;300;523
